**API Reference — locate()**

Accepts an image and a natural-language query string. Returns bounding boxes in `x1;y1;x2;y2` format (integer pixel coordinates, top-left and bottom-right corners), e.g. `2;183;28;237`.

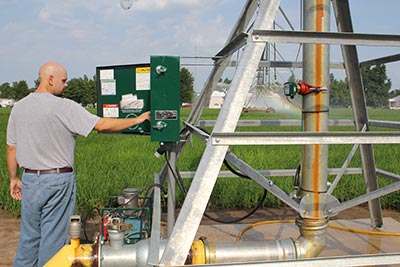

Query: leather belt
24;167;74;175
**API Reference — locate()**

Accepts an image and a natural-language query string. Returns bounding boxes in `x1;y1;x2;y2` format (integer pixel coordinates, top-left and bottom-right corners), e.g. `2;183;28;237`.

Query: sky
0;0;399;92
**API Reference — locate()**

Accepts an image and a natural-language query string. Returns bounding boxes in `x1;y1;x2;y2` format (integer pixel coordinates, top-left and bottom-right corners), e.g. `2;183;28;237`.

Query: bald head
39;62;66;81
36;62;68;96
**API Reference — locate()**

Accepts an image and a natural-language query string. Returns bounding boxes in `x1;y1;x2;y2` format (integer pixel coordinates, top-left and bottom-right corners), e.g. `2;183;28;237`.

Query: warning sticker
103;104;119;118
136;67;150;91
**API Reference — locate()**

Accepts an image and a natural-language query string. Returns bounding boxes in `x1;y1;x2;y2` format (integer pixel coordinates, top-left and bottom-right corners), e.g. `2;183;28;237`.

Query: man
7;61;150;267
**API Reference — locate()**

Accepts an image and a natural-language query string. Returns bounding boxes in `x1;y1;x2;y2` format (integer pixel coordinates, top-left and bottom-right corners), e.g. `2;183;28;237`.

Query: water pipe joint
295;216;329;258
299;193;340;219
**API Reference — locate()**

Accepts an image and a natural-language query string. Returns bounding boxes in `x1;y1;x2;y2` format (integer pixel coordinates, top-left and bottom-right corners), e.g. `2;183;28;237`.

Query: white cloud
133;0;201;11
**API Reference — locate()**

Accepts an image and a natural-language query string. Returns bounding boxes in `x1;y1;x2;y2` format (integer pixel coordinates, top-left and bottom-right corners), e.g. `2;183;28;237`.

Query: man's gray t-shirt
7;93;100;169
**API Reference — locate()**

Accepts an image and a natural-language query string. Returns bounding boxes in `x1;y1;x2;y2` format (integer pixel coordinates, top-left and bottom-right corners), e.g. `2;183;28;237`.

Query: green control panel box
150;55;180;142
96;63;151;134
96;56;180;142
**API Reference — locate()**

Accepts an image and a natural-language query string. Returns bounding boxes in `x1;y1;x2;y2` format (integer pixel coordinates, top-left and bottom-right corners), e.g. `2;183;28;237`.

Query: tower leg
332;0;383;228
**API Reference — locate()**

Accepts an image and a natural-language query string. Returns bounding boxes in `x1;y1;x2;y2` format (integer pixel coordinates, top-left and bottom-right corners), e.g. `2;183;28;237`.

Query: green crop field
1;107;400;219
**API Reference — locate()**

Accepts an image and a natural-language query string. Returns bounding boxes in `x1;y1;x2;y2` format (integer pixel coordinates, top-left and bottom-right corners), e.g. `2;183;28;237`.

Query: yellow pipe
44;238;95;267
190;240;207;264
236;220;295;241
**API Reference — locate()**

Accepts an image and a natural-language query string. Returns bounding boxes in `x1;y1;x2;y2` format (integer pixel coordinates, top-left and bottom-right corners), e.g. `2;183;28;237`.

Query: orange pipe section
312;0;325;218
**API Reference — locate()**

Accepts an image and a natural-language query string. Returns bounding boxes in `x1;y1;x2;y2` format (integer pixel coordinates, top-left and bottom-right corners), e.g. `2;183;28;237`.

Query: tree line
330;64;399;108
0;67;195;106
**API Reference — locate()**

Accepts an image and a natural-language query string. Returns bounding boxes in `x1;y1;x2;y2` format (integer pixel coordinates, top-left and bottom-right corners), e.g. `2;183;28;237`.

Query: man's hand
10;177;22;200
7;145;21;200
136;111;151;124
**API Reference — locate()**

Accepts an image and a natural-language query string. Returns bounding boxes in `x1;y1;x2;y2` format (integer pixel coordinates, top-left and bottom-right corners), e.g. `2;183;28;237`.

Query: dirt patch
0;209;20;267
2;206;400;267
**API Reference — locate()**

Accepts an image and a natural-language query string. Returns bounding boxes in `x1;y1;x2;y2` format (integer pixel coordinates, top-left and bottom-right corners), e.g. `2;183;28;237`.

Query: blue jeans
14;171;76;267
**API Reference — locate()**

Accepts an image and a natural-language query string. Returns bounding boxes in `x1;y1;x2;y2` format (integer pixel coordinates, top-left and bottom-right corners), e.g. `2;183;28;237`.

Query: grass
1;107;400;216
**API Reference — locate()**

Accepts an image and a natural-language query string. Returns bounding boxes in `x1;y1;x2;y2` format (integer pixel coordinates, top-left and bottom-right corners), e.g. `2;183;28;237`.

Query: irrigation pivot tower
156;0;400;266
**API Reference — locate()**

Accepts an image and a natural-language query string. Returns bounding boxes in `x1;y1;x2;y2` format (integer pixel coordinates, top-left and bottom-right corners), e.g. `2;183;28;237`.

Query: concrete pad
195;217;400;264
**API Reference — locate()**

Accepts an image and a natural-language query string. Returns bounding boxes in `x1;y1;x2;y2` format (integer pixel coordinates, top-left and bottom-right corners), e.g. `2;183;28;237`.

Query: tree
361;64;391;108
12;81;31;100
63;75;96;106
79;75;96;106
0;81;31;100
329;73;350;108
180;67;194;104
0;82;12;98
63;78;82;104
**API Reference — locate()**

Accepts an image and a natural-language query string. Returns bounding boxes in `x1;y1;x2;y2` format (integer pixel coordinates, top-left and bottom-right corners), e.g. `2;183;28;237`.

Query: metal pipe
45;238;297;267
100;239;167;267
45;237;296;267
296;0;330;258
300;0;330;205
190;239;297;264
102;239;295;266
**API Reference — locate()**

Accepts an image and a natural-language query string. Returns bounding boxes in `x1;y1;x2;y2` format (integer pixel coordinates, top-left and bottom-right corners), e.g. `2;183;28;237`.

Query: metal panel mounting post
332;0;383;228
166;148;177;237
159;1;282;265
